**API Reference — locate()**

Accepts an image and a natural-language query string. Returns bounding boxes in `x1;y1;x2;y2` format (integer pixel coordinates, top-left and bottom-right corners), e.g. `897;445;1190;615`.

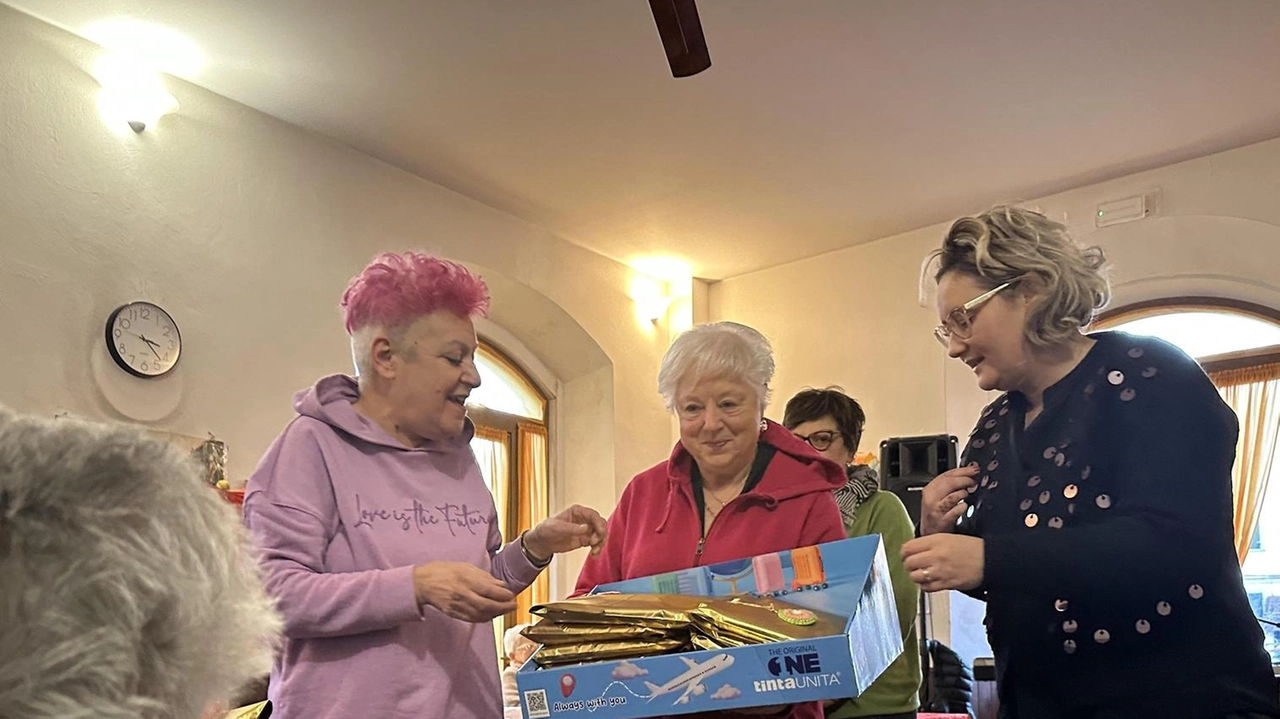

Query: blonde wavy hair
928;205;1111;347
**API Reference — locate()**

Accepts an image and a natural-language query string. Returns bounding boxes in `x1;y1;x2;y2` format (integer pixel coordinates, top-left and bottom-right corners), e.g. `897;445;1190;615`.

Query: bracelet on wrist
520;531;551;567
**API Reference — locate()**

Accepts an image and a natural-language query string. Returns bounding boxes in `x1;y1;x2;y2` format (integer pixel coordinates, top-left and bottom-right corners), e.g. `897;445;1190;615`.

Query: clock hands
131;332;163;360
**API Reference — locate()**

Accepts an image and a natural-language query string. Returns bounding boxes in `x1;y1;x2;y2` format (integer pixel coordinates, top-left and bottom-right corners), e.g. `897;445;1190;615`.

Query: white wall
711;135;1280;659
0;5;675;599
711;224;950;443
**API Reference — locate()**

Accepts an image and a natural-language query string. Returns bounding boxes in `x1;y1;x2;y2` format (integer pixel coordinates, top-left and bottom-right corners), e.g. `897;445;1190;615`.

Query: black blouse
955;331;1277;719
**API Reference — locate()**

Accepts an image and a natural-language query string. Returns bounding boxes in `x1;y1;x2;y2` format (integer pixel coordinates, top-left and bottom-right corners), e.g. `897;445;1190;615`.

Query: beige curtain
471;426;511;532
1211;362;1280;564
470;425;513;662
515;422;550;625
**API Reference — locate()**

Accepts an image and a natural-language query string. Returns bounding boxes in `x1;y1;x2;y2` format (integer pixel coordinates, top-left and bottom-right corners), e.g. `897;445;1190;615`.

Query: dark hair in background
782;386;866;455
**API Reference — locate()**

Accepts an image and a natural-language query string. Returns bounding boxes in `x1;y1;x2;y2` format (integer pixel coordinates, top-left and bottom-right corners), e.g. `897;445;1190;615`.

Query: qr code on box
523;688;550;718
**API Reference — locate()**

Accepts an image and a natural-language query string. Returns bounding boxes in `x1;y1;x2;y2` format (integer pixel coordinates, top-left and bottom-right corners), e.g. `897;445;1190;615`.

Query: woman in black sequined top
900;206;1278;719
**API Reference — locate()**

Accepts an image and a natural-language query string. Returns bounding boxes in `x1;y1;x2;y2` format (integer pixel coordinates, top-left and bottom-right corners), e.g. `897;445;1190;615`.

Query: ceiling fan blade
648;0;711;78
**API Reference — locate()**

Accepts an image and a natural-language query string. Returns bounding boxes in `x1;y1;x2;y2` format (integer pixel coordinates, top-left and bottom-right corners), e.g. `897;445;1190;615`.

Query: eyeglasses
934;282;1013;347
793;430;841;452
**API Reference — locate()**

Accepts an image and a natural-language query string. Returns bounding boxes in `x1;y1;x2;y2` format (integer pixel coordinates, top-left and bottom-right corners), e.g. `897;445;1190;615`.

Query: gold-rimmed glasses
934;282;1013;346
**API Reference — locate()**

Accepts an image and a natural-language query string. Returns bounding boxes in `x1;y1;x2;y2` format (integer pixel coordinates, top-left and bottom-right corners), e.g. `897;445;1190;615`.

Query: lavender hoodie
244;375;543;719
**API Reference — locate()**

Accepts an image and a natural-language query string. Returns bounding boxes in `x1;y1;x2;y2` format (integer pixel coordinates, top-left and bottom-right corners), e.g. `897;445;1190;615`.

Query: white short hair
349;323;417;382
504;623;534;657
0;408;280;719
657;322;775;412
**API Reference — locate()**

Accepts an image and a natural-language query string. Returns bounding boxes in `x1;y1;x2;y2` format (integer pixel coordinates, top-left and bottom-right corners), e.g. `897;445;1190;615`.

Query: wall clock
105;301;182;378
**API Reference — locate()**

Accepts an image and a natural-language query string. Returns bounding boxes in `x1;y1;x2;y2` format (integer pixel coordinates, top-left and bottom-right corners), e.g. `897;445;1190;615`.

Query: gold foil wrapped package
529;593;705;629
522;621;677;646
688;632;743;651
526;593;846;670
531;638;687;668
688;616;756;647
691;595;845;645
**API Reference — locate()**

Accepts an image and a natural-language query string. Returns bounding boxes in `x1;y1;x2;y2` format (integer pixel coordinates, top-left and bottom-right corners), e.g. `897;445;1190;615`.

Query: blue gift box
515;535;903;719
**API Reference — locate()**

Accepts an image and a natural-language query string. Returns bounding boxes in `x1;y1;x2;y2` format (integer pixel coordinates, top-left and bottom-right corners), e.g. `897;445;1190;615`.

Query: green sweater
828;491;921;718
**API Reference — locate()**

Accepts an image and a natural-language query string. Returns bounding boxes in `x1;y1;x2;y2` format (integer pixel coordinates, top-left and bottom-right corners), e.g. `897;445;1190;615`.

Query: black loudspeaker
879;434;959;531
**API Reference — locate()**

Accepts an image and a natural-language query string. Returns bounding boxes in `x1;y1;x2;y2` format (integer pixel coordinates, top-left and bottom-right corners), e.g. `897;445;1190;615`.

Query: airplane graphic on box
644;654;734;705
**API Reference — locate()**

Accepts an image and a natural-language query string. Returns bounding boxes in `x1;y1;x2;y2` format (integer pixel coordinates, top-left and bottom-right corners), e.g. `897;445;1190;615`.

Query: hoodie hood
665;418;846;503
293;374;474;453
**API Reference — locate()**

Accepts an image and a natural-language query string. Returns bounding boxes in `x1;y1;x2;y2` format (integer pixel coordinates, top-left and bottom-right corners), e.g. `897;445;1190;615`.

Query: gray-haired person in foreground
0;407;281;719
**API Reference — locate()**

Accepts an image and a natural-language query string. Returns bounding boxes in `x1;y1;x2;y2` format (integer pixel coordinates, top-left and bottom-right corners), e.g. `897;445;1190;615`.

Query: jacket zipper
694;494;745;564
695;515;716;565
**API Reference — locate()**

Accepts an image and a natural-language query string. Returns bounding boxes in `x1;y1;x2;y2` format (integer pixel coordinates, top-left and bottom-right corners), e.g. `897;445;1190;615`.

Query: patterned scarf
833;463;880;527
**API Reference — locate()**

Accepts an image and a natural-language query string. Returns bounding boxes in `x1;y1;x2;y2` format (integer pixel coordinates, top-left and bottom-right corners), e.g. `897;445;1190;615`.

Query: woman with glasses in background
902;206;1277;719
784;388;920;719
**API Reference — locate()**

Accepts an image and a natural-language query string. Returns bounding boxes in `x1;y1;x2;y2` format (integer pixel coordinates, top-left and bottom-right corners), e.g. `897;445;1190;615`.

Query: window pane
947;591;993;667
1242;458;1280;664
469;345;546;421
1107;311;1280;359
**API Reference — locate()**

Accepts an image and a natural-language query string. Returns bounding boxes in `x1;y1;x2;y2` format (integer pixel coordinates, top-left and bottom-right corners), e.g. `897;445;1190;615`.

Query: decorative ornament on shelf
854;451;880;474
191;433;227;488
191;434;243;509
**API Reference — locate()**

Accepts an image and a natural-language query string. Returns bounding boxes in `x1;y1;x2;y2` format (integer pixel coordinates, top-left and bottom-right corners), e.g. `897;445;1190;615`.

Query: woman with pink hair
244;251;607;719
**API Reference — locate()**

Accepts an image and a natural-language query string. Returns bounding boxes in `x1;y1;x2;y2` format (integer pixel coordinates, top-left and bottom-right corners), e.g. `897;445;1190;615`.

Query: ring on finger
923;569;932;581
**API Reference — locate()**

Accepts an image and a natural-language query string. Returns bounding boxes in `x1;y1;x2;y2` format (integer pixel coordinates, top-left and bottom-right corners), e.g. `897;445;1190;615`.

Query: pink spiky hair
341;251;490;334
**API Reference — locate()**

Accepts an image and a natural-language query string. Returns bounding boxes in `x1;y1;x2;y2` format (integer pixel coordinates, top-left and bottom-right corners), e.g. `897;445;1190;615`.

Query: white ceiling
11;0;1280;279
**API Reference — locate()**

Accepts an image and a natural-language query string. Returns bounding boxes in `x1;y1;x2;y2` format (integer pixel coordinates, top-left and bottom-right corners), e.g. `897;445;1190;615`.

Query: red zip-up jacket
573;420;847;719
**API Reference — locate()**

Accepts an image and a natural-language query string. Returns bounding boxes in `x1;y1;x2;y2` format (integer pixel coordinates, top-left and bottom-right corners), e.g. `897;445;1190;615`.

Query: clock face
105;302;182;378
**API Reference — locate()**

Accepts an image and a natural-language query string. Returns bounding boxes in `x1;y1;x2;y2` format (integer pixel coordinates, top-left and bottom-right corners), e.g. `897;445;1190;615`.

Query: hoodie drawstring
653;485;677;533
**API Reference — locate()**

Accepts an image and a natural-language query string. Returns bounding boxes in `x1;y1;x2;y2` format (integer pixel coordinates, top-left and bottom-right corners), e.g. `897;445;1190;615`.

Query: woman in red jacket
574;321;847;719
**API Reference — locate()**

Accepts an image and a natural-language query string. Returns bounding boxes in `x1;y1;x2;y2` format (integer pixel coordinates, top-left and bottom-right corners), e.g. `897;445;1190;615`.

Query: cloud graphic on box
611;660;649;680
711;684;741;700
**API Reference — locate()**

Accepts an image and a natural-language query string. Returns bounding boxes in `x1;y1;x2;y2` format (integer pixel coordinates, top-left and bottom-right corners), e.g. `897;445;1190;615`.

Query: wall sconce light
94;54;178;132
641;293;674;324
84;19;202;133
628;256;692;326
630;275;673;324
